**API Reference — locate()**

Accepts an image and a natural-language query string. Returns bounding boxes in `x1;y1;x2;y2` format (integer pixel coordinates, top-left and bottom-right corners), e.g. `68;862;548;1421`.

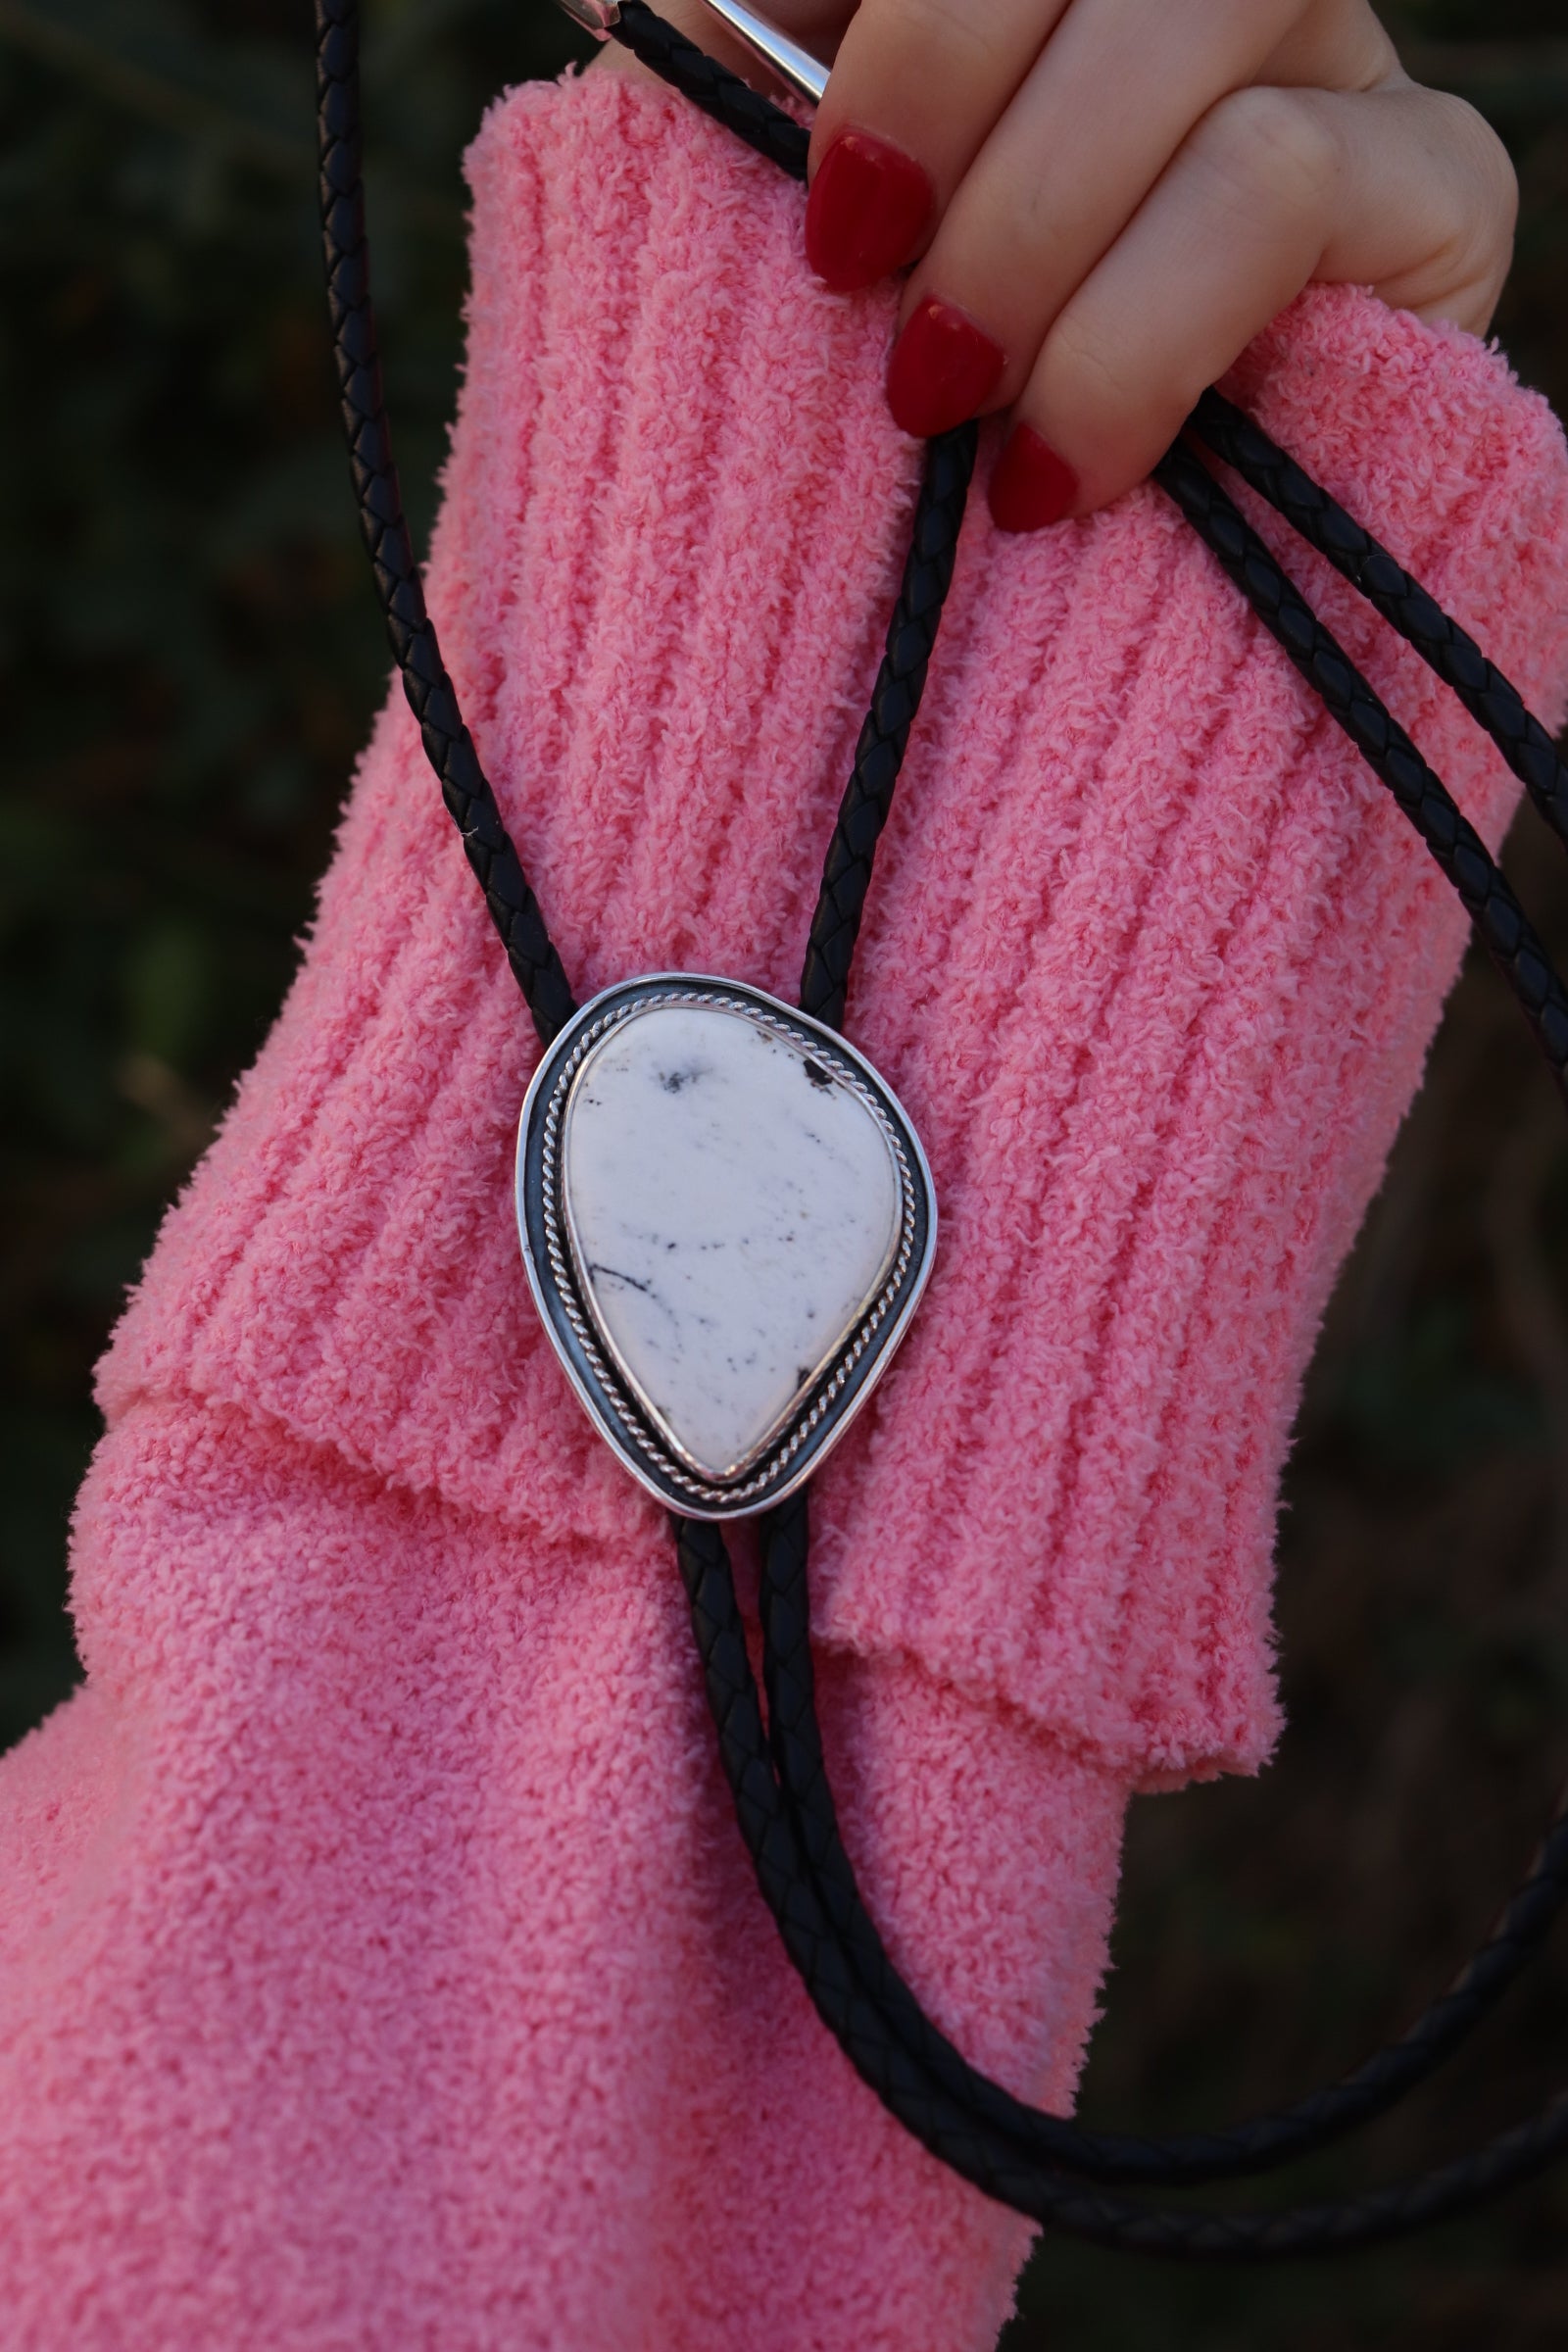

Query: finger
989;79;1519;532
805;0;1070;292
883;0;1309;438
1256;0;1400;89
1320;82;1517;329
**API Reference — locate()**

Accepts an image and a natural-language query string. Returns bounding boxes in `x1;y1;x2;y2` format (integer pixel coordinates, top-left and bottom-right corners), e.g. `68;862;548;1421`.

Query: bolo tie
314;0;1568;2261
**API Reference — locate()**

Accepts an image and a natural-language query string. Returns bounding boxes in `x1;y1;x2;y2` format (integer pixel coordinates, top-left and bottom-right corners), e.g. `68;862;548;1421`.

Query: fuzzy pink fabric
4;62;1568;2351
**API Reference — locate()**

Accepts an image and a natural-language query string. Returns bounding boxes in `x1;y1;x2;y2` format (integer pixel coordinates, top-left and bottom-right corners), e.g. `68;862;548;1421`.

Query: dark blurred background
2;0;1566;2341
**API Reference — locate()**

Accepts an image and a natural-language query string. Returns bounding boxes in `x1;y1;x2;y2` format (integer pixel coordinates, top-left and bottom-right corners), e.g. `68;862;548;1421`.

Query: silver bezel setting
515;975;938;1520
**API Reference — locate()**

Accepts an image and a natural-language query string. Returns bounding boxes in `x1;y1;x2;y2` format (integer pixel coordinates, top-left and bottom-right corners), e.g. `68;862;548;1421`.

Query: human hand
610;1;1517;532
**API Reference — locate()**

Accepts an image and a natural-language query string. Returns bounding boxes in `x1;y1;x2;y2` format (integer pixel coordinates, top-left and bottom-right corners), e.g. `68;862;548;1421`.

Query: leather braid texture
799;422;979;1029
1152;440;1568;1092
1190;387;1568;852
613;1;809;180
757;1488;1568;2191
316;0;576;1048
318;0;1568;2261
675;1500;1568;2258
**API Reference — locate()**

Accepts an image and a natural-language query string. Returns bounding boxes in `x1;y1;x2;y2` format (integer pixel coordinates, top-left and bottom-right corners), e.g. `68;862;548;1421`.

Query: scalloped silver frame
515;975;938;1521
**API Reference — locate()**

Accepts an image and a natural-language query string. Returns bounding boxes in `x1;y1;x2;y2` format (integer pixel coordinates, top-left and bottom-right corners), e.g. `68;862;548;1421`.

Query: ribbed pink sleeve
97;69;1568;1775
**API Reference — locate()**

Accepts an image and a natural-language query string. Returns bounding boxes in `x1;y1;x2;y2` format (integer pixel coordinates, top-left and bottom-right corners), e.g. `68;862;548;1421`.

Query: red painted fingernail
886;297;1005;439
806;129;932;293
988;425;1079;532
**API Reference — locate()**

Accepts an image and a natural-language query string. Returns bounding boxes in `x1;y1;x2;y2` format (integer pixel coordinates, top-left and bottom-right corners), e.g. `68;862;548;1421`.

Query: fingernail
988;425;1079;532
886;297;1005;439
806;129;932;293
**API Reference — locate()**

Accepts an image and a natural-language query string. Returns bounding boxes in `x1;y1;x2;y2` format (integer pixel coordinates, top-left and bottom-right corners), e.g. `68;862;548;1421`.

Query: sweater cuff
94;67;1568;1788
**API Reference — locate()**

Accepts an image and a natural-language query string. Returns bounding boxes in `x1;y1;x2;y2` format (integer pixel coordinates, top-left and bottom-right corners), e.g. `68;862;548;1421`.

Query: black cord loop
755;1485;1568;2191
675;1502;1568;2258
316;0;1568;2258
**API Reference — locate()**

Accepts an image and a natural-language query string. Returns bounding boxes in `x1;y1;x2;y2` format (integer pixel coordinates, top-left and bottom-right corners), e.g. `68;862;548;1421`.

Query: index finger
806;0;1068;289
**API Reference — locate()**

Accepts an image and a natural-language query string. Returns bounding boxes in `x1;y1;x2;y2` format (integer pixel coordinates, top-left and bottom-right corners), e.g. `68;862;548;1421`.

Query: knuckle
1185;85;1339;226
1428;91;1519;268
1380;90;1518;321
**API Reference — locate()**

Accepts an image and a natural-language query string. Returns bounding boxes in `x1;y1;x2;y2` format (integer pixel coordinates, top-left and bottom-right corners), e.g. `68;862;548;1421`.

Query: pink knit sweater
4;64;1568;2352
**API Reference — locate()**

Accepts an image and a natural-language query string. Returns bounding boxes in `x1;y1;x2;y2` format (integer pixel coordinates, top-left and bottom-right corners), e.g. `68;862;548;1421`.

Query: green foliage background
3;1;1567;2341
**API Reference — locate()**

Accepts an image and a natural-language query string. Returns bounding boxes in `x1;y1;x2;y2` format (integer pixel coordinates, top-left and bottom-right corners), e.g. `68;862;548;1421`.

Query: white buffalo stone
562;1003;902;1481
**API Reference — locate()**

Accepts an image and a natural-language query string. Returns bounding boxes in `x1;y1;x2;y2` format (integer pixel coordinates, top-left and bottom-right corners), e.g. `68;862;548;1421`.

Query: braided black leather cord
1152;440;1568;1090
758;1486;1568;2188
800;421;979;1027
316;0;575;1047
608;0;979;1034
727;452;1568;2247
678;1503;1568;2256
613;0;809;177
320;0;1568;2259
1189;388;1568;851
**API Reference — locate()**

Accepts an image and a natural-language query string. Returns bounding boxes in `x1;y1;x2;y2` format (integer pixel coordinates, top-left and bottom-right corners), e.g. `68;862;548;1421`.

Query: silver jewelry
516;976;936;1518
556;0;829;107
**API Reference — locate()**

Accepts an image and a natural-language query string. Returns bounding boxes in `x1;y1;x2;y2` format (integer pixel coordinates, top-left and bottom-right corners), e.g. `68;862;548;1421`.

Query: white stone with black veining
562;1004;903;1482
